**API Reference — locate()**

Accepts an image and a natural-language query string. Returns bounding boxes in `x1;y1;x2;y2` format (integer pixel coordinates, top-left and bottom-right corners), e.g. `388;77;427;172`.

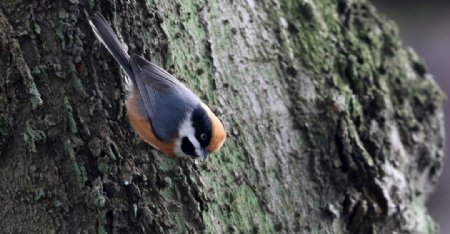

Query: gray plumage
89;13;200;142
89;13;133;80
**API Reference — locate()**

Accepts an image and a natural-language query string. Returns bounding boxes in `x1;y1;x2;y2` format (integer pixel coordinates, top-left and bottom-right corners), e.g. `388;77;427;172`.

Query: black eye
200;133;207;141
191;105;212;147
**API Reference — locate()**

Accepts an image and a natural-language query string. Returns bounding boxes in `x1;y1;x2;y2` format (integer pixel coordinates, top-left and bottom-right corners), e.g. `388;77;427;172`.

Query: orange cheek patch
203;104;226;153
126;94;176;157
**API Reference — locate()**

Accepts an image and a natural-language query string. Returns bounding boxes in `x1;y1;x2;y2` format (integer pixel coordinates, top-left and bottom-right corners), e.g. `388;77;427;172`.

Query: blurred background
371;0;450;232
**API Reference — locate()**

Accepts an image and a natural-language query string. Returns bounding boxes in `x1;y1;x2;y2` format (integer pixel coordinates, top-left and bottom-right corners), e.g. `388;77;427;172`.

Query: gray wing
130;55;200;142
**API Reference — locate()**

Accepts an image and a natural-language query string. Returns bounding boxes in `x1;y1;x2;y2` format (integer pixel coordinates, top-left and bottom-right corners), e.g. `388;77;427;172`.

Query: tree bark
0;0;444;233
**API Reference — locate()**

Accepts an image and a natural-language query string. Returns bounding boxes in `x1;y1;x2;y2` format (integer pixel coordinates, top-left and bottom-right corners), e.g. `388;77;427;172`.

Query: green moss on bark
0;0;444;233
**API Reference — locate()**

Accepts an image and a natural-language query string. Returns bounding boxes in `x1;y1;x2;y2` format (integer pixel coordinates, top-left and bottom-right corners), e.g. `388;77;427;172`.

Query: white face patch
174;113;201;158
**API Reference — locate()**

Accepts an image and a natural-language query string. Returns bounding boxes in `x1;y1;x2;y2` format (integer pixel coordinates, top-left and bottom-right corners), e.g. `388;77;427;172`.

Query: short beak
201;149;208;159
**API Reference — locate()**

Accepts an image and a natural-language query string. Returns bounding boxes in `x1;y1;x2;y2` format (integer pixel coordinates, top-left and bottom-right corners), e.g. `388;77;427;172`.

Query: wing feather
129;55;200;141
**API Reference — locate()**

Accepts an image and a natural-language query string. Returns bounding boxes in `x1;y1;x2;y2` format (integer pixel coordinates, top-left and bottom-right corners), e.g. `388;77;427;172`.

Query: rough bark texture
0;0;445;233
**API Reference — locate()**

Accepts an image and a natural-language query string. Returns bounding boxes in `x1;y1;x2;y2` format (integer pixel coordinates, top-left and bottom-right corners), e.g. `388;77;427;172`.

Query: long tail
89;13;133;79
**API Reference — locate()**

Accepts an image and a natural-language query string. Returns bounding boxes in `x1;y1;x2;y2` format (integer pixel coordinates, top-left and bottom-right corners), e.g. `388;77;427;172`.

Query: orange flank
126;93;176;156
202;104;226;153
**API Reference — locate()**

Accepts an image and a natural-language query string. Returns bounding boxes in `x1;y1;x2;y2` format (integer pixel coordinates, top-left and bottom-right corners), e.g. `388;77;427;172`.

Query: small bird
89;13;226;159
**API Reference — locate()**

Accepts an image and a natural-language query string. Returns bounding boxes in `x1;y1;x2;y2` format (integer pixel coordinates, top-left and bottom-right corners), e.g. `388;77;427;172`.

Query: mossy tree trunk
0;0;444;233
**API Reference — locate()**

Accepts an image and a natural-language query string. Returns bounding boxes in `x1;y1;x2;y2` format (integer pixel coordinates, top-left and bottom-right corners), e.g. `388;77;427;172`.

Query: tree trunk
0;0;444;233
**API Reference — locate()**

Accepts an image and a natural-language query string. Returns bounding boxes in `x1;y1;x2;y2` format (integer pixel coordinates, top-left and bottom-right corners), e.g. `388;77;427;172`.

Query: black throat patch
181;137;195;157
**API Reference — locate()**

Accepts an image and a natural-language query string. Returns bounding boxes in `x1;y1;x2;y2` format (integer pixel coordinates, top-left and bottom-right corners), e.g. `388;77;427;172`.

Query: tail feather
89;13;134;80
